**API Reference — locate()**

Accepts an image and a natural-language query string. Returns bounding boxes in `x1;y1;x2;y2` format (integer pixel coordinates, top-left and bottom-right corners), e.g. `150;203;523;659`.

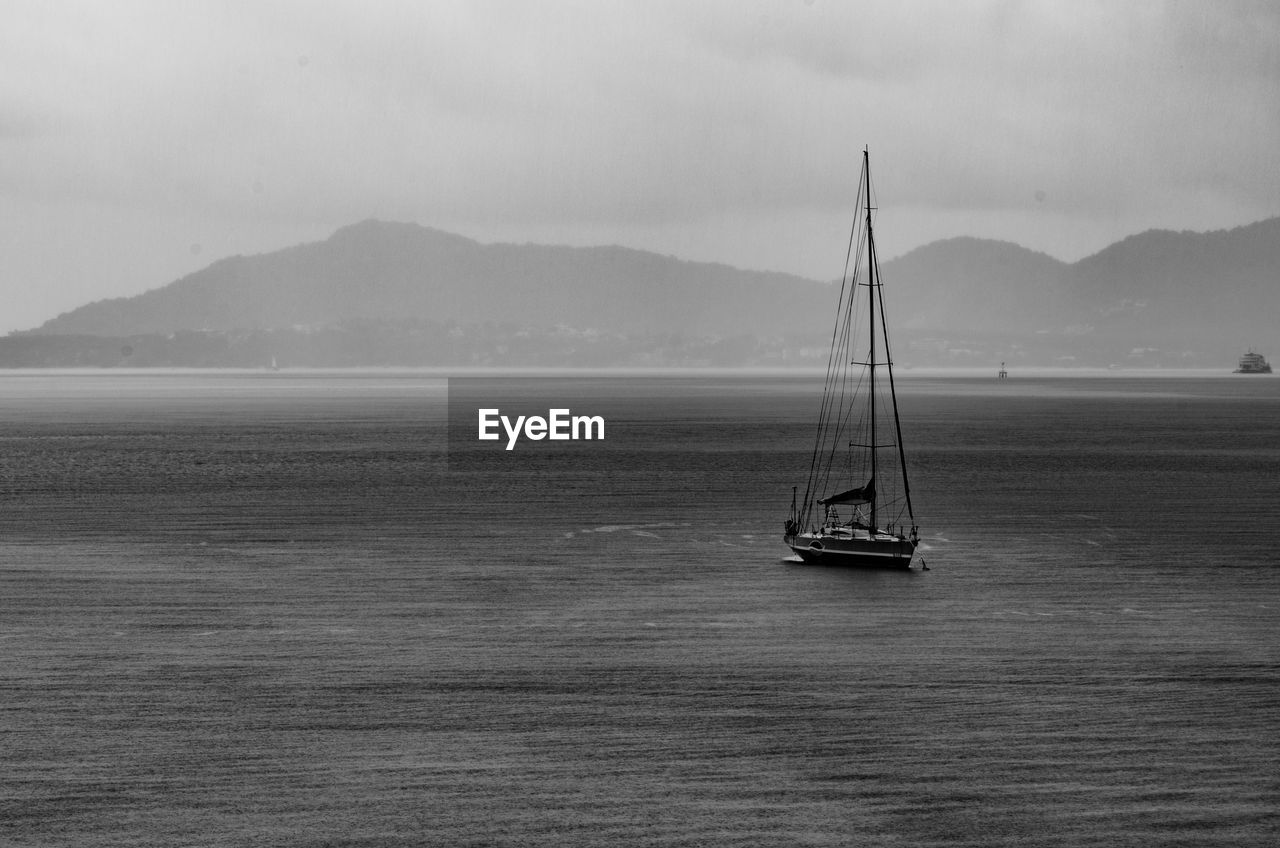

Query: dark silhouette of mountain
1067;218;1280;341
15;216;1280;367
30;220;829;339
884;237;1072;333
878;218;1280;366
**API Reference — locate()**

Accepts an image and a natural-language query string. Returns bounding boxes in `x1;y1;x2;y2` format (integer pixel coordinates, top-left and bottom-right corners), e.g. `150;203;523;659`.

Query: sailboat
784;148;921;569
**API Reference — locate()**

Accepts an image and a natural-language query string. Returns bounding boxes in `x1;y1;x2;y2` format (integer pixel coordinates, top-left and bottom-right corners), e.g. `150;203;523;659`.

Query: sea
2;369;1277;847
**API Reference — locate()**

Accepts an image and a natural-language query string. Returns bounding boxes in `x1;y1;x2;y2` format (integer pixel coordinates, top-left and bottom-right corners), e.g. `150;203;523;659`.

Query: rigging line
817;223;868;504
817;364;866;504
805;272;852;517
864;162;911;522
870;225;915;525
801;154;868;524
814;210;860;430
815;307;856;510
803;255;852;505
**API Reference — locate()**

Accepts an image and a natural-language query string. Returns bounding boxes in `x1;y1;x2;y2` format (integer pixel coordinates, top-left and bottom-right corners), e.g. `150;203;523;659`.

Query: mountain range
11;216;1280;368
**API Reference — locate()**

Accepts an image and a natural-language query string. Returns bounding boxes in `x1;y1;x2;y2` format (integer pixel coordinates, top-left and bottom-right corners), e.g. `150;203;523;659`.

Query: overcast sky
2;0;1277;333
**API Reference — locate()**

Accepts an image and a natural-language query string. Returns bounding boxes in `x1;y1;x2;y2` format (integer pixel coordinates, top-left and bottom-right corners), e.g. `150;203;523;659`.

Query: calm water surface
2;371;1277;846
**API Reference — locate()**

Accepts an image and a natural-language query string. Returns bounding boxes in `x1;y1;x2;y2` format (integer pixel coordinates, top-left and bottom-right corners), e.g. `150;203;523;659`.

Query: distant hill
13;216;1280;368
880;218;1280;366
1067;218;1280;343
885;237;1072;333
30;220;830;339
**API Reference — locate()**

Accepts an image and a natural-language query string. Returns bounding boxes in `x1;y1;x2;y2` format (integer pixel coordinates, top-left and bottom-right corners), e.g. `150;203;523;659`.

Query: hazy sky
3;0;1278;333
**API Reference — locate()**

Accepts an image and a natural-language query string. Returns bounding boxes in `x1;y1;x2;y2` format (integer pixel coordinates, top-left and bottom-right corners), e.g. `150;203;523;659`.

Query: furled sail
818;479;875;506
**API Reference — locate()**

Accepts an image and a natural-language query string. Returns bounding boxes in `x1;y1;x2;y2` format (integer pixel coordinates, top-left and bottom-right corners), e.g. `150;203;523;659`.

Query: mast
865;150;917;538
864;147;877;532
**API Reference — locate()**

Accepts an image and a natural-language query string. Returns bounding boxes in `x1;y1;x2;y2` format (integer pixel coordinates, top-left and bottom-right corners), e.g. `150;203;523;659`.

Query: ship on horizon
1234;350;1272;374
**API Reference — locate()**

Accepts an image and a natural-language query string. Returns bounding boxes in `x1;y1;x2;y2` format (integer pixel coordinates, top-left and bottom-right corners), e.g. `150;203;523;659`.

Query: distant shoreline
0;365;1252;379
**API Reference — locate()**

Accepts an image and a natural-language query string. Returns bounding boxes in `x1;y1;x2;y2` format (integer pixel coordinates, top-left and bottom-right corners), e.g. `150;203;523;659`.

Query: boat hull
785;532;916;569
